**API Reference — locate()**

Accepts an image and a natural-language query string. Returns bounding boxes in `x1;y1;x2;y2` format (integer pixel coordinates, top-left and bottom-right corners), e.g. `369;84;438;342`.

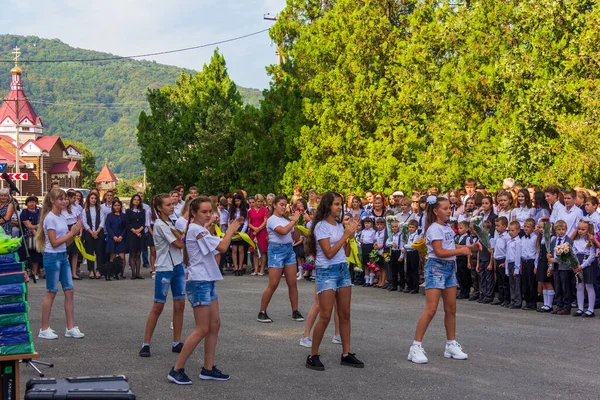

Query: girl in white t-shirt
35;188;84;340
408;196;480;365
140;193;185;358
257;195;305;323
168;196;242;385
305;192;363;371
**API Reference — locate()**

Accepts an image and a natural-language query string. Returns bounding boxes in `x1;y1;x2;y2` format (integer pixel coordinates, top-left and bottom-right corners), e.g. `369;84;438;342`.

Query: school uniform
82;206;105;274
403;231;422;293
550;235;574;311
389;232;403;291
492;231;510;305
477;234;494;302
505;235;522;308
480;211;497;237
536;236;552;283
549;201;565;225
469;236;481;300
62;204;82;256
360;227;376;272
573;238;596;285
520;232;539;309
455;233;472;299
532;208;550;224
557;205;583;237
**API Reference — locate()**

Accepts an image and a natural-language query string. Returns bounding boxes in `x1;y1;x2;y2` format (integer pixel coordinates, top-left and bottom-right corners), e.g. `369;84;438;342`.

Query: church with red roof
0;48;82;195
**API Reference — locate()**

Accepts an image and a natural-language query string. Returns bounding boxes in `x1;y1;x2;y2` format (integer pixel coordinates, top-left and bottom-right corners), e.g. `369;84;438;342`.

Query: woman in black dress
127;194;146;279
20;196;42;279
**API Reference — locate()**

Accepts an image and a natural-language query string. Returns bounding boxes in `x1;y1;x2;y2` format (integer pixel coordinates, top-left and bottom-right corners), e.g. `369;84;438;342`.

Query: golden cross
12;47;21;66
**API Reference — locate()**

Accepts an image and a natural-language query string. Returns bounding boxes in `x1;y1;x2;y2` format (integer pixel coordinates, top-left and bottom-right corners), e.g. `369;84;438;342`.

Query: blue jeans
424;258;458;290
43;252;73;293
154;264;186;303
267;243;296;268
186;281;218;307
315;262;352;294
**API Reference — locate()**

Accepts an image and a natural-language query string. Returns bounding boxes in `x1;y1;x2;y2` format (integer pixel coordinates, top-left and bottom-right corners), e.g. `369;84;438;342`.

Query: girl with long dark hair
305;192;363;371
82;192;105;279
127;194;146;279
228;191;248;276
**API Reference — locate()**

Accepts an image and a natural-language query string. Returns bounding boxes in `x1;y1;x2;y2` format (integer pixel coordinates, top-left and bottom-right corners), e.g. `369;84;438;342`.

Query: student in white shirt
100;190;115;220
513;189;533;231
408;196;479;365
140;193;186;358
544;185;565;225
257;195;304;323
82;192;105;279
572;220;597;317
519;219;539;309
305;192;363;371
168;196;242;385
36;188;84;340
62;191;83;280
558;189;583;238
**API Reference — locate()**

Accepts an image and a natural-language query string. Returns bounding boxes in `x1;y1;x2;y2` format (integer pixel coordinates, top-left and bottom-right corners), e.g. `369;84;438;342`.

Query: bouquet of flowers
302;255;315;272
253;238;261;258
470;216;491;250
399;222;409;244
368;249;380;272
411;238;427;255
383;252;391;263
554;242;583;284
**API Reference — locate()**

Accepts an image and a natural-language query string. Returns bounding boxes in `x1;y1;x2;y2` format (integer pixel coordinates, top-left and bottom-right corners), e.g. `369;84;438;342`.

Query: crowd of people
11;177;599;381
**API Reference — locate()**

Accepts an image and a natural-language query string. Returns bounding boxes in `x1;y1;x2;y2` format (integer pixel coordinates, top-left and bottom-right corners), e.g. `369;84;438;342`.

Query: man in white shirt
558;189;583;237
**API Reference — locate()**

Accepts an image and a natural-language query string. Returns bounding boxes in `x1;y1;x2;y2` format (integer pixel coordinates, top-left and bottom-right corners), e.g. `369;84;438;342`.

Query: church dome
10;65;22;75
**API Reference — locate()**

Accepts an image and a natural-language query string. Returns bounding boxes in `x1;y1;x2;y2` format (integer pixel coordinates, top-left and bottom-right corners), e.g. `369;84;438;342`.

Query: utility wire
0;28;270;64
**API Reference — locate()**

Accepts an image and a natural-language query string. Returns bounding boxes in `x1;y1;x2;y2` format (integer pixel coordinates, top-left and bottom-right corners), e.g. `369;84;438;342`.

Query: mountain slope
0;34;263;176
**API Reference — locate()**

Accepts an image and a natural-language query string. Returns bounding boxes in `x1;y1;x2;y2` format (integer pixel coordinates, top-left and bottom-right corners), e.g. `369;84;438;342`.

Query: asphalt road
23;270;600;400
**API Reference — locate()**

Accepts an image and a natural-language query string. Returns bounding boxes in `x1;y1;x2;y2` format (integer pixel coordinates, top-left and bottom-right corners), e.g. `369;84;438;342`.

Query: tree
137;49;243;194
62;139;97;188
115;179;137;198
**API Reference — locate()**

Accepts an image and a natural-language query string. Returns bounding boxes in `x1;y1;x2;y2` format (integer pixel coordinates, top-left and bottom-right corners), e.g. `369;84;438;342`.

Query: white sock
577;283;585;311
142;343;150;348
586;284;596;312
548;290;555;306
447;340;457;345
412;340;422;347
172;341;181;347
298;266;303;276
542;290;548;307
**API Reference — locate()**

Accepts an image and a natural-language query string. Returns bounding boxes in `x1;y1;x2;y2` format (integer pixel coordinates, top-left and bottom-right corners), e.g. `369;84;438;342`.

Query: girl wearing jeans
168;196;242;385
35;188;85;340
305;192;363;371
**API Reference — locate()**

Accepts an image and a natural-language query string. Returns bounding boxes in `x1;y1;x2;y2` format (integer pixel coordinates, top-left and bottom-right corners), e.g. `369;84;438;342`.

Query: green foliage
270;0;600;192
115;179;137;198
138;50;243;194
62;139;97;188
0;35;262;175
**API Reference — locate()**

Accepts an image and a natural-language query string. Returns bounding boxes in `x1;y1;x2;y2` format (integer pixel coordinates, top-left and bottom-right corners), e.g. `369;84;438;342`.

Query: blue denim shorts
154;264;186;303
43;252;73;293
267;243;296;268
186;280;218;307
315;262;352;294
424;258;458;290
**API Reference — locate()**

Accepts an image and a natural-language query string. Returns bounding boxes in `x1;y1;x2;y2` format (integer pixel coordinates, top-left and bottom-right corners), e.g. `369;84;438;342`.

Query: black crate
25;375;135;399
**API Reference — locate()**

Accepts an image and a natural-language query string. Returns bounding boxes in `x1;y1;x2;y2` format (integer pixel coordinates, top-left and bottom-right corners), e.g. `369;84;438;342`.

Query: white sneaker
332;335;342;345
34;275;39;280
299;336;312;348
444;342;468;360
408;344;428;364
65;326;85;338
296;273;302;281
38;328;58;340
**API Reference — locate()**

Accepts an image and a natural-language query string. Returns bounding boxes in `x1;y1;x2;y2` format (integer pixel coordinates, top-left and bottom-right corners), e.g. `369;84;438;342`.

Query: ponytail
151;193;171;221
423;196;447;235
35;189;66;253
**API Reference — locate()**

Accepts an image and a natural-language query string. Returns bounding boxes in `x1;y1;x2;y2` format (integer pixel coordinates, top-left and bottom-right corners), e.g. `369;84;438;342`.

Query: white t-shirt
175;216;188;233
153;219;183;271
186;223;223;282
267;215;294;244
514;206;533;228
314;220;347;266
43;211;69;253
426;222;457;261
61;203;82;226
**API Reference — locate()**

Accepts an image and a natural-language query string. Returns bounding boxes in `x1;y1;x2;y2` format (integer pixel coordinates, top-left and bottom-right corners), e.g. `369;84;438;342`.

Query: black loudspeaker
25;375;135;399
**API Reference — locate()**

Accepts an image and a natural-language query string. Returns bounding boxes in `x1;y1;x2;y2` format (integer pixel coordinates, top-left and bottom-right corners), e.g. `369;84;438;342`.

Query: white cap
392;191;404;197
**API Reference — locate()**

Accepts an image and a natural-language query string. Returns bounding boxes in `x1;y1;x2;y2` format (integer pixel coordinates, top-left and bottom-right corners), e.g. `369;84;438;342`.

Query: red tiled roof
34;136;62;152
0;86;42;126
95;164;117;183
48;160;78;174
0;146;25;164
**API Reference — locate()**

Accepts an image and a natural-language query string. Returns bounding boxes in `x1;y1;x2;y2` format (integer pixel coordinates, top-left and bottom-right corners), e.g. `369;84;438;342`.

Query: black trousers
557;269;573;309
479;261;494;299
83;231;105;273
470;265;480;298
521;259;537;307
405;250;420;291
494;258;510;303
457;257;471;297
390;250;404;289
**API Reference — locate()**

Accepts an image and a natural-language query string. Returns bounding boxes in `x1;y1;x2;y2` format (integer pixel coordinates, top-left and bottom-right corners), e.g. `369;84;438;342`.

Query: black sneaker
139;345;151;358
172;342;183;353
306;355;325;371
341;353;365;368
168;367;192;385
200;365;230;381
257;311;273;323
292;310;304;322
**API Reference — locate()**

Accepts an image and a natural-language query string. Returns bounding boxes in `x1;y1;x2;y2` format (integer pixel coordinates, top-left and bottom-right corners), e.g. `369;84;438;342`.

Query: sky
1;0;287;89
